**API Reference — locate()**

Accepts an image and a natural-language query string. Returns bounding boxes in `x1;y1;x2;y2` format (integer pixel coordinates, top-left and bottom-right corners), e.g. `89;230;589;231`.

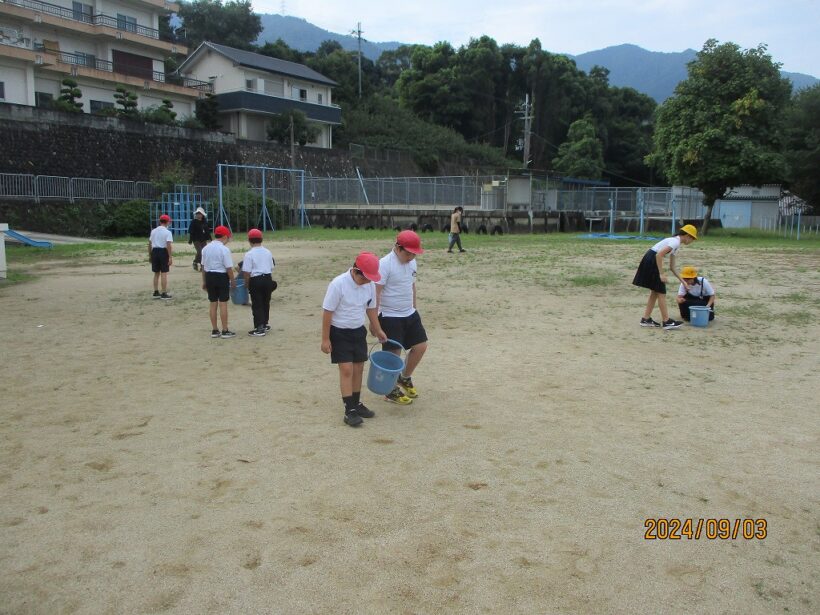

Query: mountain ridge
257;15;819;102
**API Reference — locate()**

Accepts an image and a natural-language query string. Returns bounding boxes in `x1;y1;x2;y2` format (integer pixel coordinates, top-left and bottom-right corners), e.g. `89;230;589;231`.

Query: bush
104;200;151;236
151;161;194;193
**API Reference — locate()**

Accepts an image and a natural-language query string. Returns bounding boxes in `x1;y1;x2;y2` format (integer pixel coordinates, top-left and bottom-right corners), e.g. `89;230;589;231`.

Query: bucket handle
369;338;405;356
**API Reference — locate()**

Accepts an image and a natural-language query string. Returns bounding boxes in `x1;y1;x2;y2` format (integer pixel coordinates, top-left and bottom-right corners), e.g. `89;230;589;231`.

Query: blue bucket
689;306;711;328
367;339;405;395
231;278;249;305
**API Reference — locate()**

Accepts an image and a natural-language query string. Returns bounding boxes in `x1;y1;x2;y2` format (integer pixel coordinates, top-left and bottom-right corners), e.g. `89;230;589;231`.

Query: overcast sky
252;0;819;77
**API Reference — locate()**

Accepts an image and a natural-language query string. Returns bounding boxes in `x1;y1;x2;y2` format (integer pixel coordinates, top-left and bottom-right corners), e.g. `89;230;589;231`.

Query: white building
177;41;341;148
0;0;209;116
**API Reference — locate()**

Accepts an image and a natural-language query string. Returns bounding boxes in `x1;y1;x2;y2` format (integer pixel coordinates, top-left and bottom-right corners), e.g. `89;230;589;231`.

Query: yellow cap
680;224;698;239
681;266;698;278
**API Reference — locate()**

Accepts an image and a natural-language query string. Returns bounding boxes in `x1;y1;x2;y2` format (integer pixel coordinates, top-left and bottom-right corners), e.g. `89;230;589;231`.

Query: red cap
214;225;231;238
354;251;381;282
248;228;263;240
396;230;424;254
159;214;171;223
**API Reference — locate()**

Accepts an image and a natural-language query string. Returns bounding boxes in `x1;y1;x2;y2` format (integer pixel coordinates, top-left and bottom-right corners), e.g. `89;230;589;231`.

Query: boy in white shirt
677;265;716;322
148;213;173;299
376;230;427;405
321;252;387;427
242;228;276;337
200;225;236;338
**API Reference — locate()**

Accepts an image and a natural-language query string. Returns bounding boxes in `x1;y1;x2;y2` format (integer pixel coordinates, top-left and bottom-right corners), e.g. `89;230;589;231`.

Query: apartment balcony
0;0;186;53
13;47;212;96
213;89;342;124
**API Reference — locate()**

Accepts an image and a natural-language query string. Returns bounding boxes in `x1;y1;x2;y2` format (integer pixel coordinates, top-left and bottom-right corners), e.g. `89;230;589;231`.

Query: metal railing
3;0;186;43
54;50;212;92
0;173;160;202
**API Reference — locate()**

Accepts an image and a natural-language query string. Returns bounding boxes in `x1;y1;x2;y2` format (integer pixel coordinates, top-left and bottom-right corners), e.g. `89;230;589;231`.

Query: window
264;78;283;96
317;93;323;104
73;2;93;24
35;92;53;108
117;14;137;33
245;78;256;91
291;86;307;101
0;82;5;100
74;51;97;68
90;100;114;113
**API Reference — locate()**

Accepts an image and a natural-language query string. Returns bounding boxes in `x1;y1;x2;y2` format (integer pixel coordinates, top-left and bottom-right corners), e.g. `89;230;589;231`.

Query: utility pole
289;113;295;169
352;22;363;98
515;93;533;168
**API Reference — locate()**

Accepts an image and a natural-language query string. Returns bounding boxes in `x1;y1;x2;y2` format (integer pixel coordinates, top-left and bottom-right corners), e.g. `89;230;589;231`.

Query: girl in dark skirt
632;224;698;329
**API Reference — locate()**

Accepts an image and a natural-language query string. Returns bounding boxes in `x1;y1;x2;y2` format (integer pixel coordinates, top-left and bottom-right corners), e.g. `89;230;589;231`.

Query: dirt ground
0;236;818;614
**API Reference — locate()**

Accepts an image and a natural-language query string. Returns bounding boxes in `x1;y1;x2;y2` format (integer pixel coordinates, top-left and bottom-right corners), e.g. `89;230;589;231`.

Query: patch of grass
720;303;773;320
0;271;36;286
567;273;616;287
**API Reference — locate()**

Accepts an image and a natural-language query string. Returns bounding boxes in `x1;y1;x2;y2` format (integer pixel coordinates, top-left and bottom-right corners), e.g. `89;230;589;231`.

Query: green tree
267;110;320;146
177;0;262;50
195;92;221;129
648;40;792;233
784;84;820;212
551;117;604;179
257;38;304;63
375;45;415;89
114;86;139;118
53;78;83;113
142;99;178;125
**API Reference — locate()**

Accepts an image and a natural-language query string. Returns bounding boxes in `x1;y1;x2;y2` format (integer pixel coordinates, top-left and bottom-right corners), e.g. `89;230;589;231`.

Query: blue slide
2;229;54;248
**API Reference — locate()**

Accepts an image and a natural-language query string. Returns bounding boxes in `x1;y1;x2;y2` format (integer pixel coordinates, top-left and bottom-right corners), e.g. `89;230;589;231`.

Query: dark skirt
632;249;665;293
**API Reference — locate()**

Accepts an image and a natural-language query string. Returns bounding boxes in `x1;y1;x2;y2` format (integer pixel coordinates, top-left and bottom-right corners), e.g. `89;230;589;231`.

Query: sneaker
220;330;236;338
459;249;466;252
662;319;683;330
160;292;172;300
248;328;266;337
384;387;413;405
152;290;161;299
344;411;363;427
210;329;220;338
192;262;198;271
355;402;375;418
264;324;271;331
640;317;661;328
446;250;453;253
397;375;418;399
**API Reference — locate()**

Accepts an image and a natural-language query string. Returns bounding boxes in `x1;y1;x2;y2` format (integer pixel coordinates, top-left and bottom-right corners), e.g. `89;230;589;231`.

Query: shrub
104;200;151;236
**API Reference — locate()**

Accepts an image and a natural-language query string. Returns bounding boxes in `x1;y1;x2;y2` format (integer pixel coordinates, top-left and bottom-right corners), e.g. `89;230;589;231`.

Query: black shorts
151;247;170;273
378;310;428;350
205;271;230;302
632;249;665;293
330;325;367;364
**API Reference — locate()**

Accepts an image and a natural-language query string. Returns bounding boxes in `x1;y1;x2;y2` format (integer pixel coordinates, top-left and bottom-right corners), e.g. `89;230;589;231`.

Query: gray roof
182;42;337;87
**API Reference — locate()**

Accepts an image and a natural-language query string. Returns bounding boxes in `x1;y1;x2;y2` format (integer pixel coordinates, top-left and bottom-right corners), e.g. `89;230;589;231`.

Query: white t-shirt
678;277;715;298
149;225;173;249
242;246;274;276
651;236;682;255
376;250;417;318
201;241;233;273
322;270;375;329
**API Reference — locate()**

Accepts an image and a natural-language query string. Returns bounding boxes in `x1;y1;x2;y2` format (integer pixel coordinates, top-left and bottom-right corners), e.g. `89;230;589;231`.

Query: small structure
712;185;781;229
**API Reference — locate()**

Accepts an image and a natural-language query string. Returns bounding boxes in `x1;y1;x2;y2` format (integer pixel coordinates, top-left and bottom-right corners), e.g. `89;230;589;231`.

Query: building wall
0;104;428;182
0;60;30;104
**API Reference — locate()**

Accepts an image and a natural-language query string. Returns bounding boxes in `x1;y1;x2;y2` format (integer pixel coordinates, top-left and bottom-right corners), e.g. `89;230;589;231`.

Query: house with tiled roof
177;41;340;148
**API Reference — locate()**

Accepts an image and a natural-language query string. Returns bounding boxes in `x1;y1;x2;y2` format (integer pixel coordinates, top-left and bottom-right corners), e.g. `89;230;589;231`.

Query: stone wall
0;103;427;183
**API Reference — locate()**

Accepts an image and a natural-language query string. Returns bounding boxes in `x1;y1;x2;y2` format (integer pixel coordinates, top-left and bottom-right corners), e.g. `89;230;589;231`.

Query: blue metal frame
217;163;308;230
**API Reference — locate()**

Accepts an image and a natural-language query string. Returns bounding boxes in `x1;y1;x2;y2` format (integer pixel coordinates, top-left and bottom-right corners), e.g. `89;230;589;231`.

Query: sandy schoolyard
0;234;818;614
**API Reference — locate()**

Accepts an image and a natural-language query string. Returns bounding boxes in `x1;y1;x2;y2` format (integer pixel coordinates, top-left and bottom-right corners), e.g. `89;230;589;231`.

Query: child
321;252;388;427
148;213;173;299
632;224;698;329
187;207;211;271
242;229;275;337
677;266;716;322
200;225;236;338
376;230;427;405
